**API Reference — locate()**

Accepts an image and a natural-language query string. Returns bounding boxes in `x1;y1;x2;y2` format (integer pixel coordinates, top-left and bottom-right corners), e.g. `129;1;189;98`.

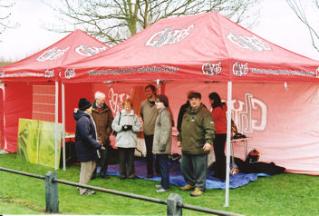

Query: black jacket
74;110;101;162
177;102;190;133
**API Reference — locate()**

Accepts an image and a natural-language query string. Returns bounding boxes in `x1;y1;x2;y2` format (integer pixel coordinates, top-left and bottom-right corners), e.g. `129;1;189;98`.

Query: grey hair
95;91;106;99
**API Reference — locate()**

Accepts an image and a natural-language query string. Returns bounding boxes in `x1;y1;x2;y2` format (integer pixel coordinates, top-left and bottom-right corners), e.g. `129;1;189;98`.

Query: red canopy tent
0;29;108;81
61;13;319;83
60;13;319;206
0;30;108;169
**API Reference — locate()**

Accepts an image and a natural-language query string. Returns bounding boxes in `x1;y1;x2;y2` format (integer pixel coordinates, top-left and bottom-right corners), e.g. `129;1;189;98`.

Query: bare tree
0;0;14;38
46;0;261;44
287;0;319;53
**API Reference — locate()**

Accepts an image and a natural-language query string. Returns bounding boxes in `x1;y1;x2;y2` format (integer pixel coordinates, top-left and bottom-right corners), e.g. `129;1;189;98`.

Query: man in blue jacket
74;98;103;195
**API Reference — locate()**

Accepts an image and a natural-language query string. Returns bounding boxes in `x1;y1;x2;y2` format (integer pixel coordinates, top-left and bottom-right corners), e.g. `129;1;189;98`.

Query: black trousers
144;134;160;176
213;134;226;180
97;145;110;176
118;147;135;178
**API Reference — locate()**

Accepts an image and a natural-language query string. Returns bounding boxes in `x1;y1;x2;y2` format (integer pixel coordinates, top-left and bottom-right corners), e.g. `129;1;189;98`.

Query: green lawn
0;154;318;215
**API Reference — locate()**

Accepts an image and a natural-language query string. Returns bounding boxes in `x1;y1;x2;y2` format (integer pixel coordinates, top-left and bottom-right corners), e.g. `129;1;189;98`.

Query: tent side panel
64;83;93;134
0;88;3;150
4;82;32;152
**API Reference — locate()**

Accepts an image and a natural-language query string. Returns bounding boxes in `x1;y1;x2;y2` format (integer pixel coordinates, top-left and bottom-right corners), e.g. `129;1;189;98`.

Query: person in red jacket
209;92;227;180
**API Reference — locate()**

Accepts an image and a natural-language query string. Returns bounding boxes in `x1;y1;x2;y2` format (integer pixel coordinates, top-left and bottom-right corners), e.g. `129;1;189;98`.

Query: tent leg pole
224;80;232;207
54;81;59;170
62;83;66;171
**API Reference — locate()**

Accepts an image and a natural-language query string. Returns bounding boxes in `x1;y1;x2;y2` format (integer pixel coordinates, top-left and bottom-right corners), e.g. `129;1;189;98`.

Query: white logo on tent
232;93;267;134
44;69;54;78
36;47;70;62
64;69;76;79
145;24;194;48
233;62;249;76
227;33;271;52
75;45;108;56
108;87;130;114
202;62;222;75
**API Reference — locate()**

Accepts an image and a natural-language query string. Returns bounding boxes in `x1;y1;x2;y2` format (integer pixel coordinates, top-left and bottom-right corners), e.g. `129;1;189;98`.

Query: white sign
36;47;70;62
232;93;267;134
146;24;194;48
75;45;107;56
227;32;271;52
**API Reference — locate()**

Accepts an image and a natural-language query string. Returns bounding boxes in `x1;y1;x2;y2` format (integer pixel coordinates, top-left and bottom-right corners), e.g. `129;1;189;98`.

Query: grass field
0;154;319;215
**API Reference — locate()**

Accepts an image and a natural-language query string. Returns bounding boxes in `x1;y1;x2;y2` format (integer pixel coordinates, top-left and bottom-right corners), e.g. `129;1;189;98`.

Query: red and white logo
44;69;54;78
64;69;76;79
316;67;319;78
36;47;70;62
233;62;249;76
232;93;267;134
202;62;222;75
146;24;194;48
227;32;271;52
75;45;108;56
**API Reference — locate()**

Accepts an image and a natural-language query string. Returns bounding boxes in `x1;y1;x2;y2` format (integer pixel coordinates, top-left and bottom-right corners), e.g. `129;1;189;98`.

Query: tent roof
0;29;108;81
63;12;319;83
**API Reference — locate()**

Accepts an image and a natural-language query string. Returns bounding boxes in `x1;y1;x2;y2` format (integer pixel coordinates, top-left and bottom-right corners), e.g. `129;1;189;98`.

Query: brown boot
190;187;203;197
180;184;194;191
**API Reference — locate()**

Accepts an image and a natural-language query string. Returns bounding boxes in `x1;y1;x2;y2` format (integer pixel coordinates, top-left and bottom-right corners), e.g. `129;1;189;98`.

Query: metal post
45;171;59;213
167;193;183;216
224;81;232;207
54;81;59;170
61;82;66;170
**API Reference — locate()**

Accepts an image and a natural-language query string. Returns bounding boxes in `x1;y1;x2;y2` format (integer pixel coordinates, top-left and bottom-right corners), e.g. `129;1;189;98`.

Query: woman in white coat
112;98;142;179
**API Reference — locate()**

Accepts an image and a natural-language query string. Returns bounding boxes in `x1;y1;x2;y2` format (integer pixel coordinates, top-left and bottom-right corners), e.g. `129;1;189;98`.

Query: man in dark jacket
74;98;102;195
178;92;215;197
91;91;113;178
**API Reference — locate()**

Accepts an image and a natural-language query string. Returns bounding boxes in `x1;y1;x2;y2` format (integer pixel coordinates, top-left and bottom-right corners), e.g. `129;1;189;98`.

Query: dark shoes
146;174;154;178
127;175;136;179
119;175;127;180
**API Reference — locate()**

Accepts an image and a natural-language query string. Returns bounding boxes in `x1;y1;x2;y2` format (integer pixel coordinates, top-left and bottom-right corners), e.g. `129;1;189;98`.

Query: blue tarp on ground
106;159;268;189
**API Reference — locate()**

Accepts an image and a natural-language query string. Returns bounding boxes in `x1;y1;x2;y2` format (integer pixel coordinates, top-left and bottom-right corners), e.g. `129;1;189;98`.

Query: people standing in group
153;95;172;193
140;84;158;178
178;91;215;196
91;91;113;178
74;98;103;195
112;98;142;179
209;92;227;181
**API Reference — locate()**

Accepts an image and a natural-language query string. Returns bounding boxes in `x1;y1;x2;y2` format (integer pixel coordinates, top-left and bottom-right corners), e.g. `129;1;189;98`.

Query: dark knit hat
78;98;92;111
156;95;169;107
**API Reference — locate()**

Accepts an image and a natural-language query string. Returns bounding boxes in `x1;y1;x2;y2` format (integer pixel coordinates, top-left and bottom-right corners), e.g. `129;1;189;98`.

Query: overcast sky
0;0;318;61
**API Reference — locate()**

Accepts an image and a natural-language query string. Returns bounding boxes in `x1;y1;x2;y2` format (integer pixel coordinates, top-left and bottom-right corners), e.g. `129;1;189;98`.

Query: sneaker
156;188;167;193
81;190;96;196
180;184;194;191
190;187;203;197
155;184;162;189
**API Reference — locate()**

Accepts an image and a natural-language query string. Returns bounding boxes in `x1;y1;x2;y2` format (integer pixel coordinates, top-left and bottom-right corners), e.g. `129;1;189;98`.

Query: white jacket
112;110;141;148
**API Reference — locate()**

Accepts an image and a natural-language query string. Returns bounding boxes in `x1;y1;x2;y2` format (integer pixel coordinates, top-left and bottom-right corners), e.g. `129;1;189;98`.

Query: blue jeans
156;154;170;190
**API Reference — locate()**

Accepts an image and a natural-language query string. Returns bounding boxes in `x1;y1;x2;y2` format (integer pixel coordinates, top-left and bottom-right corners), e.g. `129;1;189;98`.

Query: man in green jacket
178;91;215;196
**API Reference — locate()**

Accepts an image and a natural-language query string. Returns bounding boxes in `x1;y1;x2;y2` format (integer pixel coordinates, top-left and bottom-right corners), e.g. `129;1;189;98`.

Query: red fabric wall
64;83;93;133
0;88;3;150
4;82;32;152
